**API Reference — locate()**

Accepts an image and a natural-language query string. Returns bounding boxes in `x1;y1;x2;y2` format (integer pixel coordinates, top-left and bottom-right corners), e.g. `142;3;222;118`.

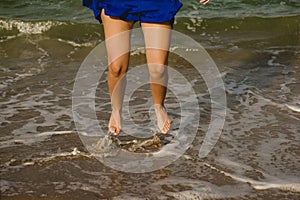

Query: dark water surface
1;0;300;199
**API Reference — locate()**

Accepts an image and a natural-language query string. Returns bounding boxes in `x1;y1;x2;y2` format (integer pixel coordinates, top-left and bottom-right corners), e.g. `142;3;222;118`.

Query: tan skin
102;0;210;135
200;0;210;5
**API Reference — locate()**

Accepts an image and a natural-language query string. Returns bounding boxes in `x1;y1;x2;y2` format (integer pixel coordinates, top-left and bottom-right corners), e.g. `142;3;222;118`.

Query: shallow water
1;1;300;199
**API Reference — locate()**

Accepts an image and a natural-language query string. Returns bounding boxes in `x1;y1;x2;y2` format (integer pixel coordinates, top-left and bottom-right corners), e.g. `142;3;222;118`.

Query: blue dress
83;0;182;24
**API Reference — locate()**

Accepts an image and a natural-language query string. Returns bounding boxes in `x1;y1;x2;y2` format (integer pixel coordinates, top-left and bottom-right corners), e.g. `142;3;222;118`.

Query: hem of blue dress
83;0;182;24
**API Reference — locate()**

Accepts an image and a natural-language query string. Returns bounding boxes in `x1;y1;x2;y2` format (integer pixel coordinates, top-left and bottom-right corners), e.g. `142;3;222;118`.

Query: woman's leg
101;10;134;135
141;22;171;134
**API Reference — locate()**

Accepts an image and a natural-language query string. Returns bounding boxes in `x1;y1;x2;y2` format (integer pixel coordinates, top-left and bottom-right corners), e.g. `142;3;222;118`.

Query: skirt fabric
83;0;182;24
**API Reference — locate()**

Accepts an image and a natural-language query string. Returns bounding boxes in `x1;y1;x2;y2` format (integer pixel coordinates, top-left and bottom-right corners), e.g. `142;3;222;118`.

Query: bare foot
154;104;171;134
108;111;122;135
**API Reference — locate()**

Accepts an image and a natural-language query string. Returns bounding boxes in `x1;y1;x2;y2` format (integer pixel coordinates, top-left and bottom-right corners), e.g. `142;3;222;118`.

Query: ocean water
1;0;300;199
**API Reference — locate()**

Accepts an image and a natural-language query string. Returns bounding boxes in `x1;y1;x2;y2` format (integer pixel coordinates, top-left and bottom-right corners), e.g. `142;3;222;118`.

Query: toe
154;104;171;134
114;128;120;136
109;127;115;134
163;120;171;134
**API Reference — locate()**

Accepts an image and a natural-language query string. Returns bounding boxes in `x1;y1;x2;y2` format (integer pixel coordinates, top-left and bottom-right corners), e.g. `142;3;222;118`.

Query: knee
109;61;127;78
148;64;167;79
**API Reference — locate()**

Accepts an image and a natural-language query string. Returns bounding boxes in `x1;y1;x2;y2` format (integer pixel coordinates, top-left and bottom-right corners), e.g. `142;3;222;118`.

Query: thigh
101;10;135;64
141;22;172;65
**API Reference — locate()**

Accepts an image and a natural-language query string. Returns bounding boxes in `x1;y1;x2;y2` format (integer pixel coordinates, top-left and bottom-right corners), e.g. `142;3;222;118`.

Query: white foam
57;38;94;47
0;19;65;34
204;162;300;193
285;103;300;112
1;148;92;169
36;130;76;137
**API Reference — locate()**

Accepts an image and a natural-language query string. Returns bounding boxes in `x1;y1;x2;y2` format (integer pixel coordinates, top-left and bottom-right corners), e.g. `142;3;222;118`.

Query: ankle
112;107;122;113
154;104;164;108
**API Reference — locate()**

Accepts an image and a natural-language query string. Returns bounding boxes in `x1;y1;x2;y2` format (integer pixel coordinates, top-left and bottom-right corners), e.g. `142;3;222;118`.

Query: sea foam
0;18;65;34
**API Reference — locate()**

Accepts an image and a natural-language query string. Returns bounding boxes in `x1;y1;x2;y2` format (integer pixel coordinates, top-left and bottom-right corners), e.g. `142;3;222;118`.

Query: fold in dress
83;0;182;24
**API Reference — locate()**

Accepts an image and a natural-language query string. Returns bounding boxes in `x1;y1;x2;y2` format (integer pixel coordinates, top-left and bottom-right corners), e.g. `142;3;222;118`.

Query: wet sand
1;16;300;199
